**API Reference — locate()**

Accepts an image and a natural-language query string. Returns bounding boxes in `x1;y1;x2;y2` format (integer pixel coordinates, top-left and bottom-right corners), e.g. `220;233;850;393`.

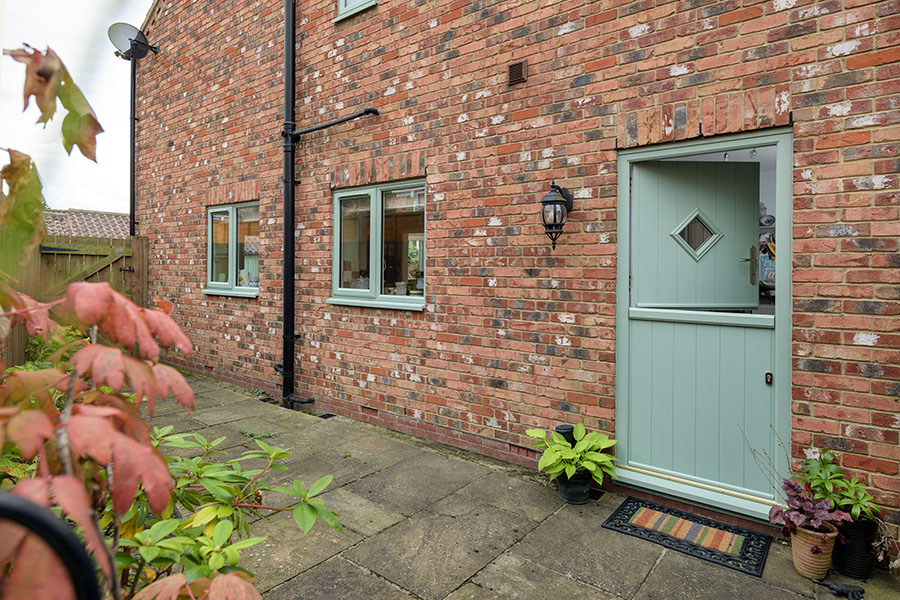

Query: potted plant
832;478;881;579
799;449;883;579
525;423;617;504
769;478;852;579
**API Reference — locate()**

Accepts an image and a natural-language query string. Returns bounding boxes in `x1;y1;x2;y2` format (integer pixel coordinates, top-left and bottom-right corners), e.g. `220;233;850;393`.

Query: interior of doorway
660;146;778;316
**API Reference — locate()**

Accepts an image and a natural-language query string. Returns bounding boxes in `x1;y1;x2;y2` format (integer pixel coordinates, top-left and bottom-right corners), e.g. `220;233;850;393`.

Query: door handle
738;245;758;285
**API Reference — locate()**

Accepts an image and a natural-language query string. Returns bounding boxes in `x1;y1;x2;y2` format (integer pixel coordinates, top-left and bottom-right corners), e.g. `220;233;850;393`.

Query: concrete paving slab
146;413;202;434
318;487;405;537
454;471;563;522
192;401;271;426
760;541;818;597
512;495;663;598
240;509;361;593
345;451;490;516
633;549;808;600
256;426;336;459
223;415;295;435
347;498;535;600
443;583;506;600
141;398;192;418
337;432;424;467
269;446;395;490
192;390;255;410
265;557;415;600
473;552;618;600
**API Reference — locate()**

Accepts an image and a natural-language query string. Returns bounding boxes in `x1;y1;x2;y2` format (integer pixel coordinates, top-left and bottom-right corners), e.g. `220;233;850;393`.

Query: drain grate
318;413;336;419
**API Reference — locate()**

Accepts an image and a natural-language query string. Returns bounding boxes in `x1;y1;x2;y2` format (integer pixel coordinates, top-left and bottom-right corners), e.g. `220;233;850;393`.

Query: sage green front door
625;160;777;506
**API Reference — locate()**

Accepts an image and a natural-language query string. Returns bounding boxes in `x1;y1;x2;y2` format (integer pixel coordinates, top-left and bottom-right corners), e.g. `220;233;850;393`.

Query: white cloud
1;0;148;213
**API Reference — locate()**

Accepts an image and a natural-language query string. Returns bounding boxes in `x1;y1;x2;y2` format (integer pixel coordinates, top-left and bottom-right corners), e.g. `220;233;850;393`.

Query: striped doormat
602;497;772;576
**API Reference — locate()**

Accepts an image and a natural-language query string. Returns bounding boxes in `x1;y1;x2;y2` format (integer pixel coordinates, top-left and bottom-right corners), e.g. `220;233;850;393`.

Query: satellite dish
108;23;151;60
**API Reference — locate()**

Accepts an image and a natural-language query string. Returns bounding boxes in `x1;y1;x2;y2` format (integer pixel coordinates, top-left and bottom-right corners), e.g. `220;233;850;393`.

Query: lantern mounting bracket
551;182;574;212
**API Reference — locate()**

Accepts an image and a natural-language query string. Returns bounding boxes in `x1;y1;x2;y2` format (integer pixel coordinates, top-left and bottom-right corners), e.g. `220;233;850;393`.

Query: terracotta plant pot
791;522;839;579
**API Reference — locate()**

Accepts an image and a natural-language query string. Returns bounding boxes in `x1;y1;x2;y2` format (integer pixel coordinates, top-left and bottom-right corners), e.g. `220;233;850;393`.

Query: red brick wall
138;1;287;389
138;0;900;527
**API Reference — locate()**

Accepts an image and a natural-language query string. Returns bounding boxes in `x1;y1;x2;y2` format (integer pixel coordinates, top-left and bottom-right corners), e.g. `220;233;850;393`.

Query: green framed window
203;201;260;298
334;0;378;22
329;180;426;310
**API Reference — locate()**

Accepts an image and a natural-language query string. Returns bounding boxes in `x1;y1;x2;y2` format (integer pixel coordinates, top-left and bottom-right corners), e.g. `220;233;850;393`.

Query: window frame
333;0;378;22
329;180;426;311
203;200;260;298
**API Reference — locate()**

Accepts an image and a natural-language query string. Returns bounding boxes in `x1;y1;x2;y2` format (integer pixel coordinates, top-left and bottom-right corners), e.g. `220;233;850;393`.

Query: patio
148;374;899;600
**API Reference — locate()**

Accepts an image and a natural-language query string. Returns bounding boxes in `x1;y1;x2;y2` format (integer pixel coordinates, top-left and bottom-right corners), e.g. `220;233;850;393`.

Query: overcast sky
1;0;150;214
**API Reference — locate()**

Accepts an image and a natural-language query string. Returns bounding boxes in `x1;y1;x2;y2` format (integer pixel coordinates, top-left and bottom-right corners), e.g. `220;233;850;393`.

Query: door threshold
616;464;776;521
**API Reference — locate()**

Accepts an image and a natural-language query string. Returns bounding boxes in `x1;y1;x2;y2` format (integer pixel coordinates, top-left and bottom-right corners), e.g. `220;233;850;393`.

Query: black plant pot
557;469;591;504
833;519;877;579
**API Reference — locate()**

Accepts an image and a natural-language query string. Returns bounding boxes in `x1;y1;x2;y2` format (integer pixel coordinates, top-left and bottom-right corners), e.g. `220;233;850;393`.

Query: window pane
678;215;713;251
210;212;230;284
236;205;259;287
340;195;371;289
382;187;425;296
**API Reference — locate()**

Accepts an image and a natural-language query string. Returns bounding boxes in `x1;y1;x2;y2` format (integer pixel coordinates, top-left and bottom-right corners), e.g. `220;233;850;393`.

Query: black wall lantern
541;181;574;249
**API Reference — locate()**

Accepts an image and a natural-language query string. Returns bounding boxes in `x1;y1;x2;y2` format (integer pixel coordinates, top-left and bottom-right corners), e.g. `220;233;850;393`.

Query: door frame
614;128;793;520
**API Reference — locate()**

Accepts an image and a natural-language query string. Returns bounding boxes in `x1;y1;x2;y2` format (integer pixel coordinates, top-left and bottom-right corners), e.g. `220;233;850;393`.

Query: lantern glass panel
542;202;566;226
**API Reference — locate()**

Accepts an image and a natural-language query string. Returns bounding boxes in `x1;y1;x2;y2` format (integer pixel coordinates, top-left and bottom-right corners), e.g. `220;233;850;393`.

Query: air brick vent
508;60;527;85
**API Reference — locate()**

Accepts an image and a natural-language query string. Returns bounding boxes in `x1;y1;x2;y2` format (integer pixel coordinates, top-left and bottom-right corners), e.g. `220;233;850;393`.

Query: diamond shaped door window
670;209;722;261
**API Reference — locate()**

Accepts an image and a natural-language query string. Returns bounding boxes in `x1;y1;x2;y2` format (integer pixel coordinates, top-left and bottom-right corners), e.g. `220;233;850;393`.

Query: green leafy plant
525;422;617;485
838;477;879;522
25;324;89;363
797;448;848;508
798;449;879;521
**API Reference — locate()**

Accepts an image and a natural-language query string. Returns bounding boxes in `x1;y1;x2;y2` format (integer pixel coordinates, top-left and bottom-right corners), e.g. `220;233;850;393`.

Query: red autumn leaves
3;46;104;162
65;282;193;361
1;282;195;514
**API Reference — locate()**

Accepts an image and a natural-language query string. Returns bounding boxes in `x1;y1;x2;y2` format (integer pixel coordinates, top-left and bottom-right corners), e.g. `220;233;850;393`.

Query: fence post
2;243;41;367
131;236;148;307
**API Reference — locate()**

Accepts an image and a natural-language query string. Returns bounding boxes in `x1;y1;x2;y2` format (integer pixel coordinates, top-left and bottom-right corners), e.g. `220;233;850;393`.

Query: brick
847;48;900;70
816;131;871;149
842;453;900;475
720;6;763;26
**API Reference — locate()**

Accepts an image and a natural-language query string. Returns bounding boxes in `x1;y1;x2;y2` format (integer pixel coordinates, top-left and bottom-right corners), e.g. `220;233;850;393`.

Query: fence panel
1;235;148;367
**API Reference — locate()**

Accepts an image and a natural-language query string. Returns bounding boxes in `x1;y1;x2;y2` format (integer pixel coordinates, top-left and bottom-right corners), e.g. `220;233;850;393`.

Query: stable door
625;160;776;505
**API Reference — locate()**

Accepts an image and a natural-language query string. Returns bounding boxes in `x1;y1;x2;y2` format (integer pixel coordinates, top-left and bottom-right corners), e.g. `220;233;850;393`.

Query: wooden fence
2;235;148;367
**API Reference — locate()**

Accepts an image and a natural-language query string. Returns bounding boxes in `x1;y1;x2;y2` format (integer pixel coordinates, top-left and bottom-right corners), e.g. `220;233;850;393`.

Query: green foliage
525;422;618;486
237;429;277;440
25;325;87;363
0;446;33;491
797;449;879;521
839;478;879;521
98;427;343;590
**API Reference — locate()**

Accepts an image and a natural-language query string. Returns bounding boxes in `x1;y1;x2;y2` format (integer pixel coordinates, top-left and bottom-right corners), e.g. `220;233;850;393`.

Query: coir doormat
602;497;772;577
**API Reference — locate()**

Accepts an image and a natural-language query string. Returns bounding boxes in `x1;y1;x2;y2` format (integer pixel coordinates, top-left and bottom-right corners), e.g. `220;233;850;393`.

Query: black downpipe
129;42;137;237
279;0;379;408
281;0;298;408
